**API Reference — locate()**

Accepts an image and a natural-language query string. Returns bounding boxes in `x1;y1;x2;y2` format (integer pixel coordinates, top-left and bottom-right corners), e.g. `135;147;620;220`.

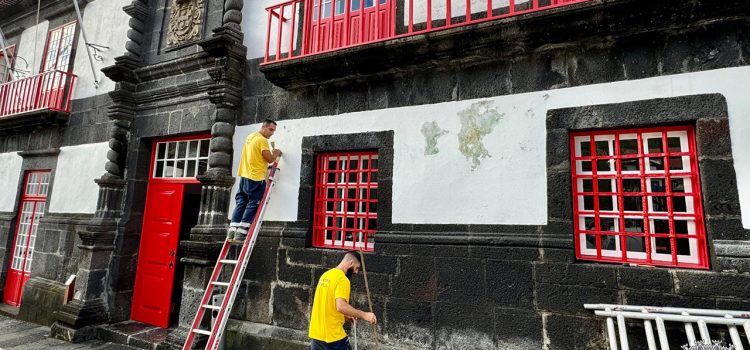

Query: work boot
227;224;238;240
234;228;248;242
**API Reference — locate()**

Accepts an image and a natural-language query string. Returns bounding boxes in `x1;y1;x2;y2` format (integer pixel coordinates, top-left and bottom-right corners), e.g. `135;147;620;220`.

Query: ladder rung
211;281;230;287
219;259;238;265
192;329;212;336
202;304;221;311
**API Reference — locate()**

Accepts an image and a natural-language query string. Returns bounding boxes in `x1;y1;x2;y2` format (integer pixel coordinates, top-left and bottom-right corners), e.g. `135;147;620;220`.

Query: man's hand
362;312;377;325
272;149;282;158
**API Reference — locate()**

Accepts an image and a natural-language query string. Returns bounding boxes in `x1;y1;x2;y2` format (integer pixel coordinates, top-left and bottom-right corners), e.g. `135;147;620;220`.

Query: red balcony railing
263;0;589;64
0;70;76;118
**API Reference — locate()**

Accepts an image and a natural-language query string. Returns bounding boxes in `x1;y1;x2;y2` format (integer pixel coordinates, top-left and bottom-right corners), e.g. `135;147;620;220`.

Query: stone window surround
546;93;748;271
298;131;394;248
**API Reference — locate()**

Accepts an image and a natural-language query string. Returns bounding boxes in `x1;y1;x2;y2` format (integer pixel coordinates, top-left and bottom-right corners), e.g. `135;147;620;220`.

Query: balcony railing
263;0;589;64
0;70;76;118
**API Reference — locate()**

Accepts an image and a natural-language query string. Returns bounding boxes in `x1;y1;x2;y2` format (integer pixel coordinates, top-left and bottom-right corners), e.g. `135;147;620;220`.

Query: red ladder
182;161;280;350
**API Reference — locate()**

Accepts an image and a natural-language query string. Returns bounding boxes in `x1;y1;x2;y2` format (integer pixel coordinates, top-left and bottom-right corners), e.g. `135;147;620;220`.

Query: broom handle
358;250;380;350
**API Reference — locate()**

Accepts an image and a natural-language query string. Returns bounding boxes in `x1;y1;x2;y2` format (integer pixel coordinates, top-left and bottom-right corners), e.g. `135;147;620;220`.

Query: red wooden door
130;182;184;327
307;0;393;54
3;171;50;307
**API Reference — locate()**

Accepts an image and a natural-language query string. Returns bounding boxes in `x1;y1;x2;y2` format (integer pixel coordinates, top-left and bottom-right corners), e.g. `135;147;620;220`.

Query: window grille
570;126;708;269
313;151;378;251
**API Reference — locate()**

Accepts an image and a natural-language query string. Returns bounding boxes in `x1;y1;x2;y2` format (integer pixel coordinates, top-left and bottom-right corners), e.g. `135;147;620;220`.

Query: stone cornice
133;52;214;82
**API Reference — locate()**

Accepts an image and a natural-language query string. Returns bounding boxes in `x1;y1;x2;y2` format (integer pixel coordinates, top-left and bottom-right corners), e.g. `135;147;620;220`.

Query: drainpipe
72;0;100;87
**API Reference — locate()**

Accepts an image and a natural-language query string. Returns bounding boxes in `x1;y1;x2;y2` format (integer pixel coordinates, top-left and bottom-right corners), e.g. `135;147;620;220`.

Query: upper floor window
313;151;378;251
570;125;708;269
0;44;16;83
41;21;78;73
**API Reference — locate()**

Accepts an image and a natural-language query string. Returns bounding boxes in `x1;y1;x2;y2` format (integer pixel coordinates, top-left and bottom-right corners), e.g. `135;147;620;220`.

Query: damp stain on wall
457;100;503;170
420;121;449;156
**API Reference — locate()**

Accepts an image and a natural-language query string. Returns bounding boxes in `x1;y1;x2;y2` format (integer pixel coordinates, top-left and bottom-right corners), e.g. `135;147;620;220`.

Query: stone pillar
50;0;145;341
165;4;247;347
50;179;125;342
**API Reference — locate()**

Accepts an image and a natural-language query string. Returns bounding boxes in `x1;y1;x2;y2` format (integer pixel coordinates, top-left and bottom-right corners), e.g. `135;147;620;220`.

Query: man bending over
309;252;377;350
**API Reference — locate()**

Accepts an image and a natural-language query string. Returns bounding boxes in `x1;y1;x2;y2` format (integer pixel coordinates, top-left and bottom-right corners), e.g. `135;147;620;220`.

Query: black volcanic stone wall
229;1;750;349
0;94;112;154
244;0;750;125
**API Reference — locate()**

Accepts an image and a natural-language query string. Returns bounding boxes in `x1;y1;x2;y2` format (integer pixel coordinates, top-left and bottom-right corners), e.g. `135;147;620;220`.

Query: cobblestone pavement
0;315;134;350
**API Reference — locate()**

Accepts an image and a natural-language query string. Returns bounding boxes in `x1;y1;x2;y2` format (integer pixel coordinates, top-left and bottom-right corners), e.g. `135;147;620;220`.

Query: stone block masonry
228;224;750;349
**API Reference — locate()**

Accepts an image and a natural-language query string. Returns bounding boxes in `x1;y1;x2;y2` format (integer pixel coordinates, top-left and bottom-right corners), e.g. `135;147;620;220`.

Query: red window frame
312;151;378;251
0;44;16;83
3;170;51;306
40;21;78;73
570;125;708;269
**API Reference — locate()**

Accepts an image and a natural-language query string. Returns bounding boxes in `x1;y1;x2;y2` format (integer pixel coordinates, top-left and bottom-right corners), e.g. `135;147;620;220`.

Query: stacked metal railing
586;304;750;350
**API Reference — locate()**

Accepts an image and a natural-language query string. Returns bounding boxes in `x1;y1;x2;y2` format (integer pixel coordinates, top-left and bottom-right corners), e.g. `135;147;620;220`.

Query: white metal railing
585;304;750;350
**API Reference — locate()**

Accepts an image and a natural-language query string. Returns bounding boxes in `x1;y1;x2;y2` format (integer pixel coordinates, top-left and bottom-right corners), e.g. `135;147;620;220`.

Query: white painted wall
233;66;750;228
71;0;132;99
48;142;108;214
244;0;284;59
13;21;49;78
0;152;23;212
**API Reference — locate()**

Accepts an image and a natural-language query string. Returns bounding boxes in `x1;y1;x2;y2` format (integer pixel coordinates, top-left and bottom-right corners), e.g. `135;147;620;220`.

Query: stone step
96;321;172;350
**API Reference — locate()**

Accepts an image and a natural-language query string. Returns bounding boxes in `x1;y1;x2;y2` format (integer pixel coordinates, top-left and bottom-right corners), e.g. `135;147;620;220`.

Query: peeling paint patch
420;121;449;155
457;100;503;170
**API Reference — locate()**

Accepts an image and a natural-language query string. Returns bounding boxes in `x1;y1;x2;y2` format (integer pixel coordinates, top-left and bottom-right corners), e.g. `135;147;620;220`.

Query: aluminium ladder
183;161;280;350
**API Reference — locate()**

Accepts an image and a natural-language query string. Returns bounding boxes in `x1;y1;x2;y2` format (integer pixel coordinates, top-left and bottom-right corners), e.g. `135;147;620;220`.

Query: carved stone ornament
165;0;205;47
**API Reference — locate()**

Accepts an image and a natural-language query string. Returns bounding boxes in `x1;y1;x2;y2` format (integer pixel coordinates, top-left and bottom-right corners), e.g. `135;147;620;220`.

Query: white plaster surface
14;21;49;79
71;0;131;99
233;67;750;228
0;152;23;212
48;142;108;213
244;0;286;59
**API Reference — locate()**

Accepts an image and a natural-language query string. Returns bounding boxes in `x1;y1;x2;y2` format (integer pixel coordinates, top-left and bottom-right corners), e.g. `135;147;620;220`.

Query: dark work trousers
310;338;352;350
230;177;266;227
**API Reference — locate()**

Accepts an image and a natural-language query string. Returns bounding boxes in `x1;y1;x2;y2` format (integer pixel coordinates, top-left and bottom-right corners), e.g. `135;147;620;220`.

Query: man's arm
335;298;377;325
261;149;282;163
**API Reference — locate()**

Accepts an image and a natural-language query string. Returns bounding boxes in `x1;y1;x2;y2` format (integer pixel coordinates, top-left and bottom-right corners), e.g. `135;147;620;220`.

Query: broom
358;250;380;350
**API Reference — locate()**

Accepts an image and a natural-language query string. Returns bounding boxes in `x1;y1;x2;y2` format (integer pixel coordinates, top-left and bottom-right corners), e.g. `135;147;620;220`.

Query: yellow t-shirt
309;268;350;343
237;132;271;181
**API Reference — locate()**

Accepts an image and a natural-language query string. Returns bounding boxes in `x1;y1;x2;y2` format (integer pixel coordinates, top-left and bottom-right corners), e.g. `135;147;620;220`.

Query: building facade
0;0;749;349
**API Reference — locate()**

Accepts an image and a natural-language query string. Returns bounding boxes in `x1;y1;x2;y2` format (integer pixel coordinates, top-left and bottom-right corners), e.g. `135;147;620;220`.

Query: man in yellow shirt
228;119;282;241
309;252;377;350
